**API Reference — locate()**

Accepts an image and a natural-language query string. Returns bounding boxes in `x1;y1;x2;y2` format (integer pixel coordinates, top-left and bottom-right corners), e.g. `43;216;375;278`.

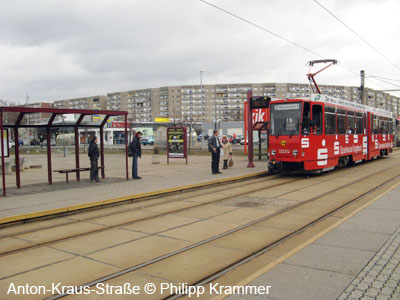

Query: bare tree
181;114;202;154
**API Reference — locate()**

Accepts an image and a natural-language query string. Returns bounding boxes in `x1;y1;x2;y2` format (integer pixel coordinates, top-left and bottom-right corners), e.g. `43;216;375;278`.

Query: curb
0;171;268;226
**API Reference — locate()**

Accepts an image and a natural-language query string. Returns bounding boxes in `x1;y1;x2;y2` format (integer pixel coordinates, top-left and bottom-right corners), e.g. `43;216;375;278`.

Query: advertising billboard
167;127;187;163
1;129;9;158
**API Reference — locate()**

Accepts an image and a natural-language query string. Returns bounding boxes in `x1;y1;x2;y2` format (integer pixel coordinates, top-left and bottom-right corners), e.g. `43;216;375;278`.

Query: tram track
0;174;271;233
167;172;400;300
0;175;307;256
1;161;378;258
4;150;399;243
39;158;400;299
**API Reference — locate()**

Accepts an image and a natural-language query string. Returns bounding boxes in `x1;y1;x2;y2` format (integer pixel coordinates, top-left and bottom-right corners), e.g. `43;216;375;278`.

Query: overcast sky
1;0;400;103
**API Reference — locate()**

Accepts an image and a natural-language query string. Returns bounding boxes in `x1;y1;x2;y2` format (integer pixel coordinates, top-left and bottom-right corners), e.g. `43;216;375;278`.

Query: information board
1;129;9;158
167;127;187;164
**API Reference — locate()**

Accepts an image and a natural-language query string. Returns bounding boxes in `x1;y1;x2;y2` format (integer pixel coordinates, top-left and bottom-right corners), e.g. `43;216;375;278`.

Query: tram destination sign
273;103;300;110
250;96;271;109
311;94;394;118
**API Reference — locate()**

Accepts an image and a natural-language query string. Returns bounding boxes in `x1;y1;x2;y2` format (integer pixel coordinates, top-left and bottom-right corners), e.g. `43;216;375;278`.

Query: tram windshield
270;102;302;136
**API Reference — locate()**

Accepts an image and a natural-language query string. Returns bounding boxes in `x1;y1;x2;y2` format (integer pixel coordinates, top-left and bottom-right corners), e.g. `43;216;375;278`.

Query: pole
247;90;255;168
360;70;366;105
214;98;217;130
47;113;56;185
63;117;66;157
74;125;80;181
258;130;262;161
124;115;129;180
47;126;52;184
26;93;31;150
188;124;191;155
200;70;204;123
1;111;6;196
14;125;20;188
100;126;105;179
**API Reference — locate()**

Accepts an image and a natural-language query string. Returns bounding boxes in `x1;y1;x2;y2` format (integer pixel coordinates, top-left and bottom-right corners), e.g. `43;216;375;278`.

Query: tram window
325;106;336;135
372;115;379;134
270;102;302;136
363;113;367;134
378;117;384;134
301;102;310;135
312;105;322;135
347;110;355;134
355;112;363;134
389;119;393;133
337;109;346;134
384;118;390;134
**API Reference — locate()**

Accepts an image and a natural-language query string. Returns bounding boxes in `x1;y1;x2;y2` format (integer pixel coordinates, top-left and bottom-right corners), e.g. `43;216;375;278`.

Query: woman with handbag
221;136;233;169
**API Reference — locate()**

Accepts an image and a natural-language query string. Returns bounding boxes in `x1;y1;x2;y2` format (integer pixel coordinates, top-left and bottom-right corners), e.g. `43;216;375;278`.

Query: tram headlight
271;150;276;156
292;149;298;156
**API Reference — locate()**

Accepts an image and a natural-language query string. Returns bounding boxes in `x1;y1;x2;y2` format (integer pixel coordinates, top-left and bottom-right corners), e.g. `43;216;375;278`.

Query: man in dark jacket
88;136;100;182
208;130;222;175
129;131;142;179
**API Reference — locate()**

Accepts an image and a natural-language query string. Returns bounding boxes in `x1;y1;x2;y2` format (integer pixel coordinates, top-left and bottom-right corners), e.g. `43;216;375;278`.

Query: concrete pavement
227;181;400;300
0;152;267;222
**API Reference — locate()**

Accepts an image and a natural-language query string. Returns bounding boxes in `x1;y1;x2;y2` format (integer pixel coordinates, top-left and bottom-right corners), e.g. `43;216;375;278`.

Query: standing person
88;136;99;182
129;131;142;179
208;130;222;175
221;136;232;169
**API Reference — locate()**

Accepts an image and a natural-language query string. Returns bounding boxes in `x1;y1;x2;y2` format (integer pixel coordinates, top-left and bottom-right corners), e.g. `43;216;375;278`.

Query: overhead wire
366;75;400;89
199;0;324;59
368;75;400;83
199;0;360;78
312;0;400;73
200;0;400;96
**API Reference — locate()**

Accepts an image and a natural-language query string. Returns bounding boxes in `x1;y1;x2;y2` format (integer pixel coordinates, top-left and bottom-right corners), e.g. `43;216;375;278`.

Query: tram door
312;104;323;135
301;102;311;135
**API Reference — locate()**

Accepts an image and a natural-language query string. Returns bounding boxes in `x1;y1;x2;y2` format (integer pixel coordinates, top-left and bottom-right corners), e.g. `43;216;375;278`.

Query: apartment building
54;95;107;110
41;83;400;124
18;101;54;124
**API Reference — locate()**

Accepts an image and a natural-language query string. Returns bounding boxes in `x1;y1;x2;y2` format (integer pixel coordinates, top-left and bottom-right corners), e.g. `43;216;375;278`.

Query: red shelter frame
0;107;129;197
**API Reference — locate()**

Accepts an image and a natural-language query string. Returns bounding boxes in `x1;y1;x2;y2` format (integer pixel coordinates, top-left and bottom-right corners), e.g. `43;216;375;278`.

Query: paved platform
0;153;267;223
228;180;400;300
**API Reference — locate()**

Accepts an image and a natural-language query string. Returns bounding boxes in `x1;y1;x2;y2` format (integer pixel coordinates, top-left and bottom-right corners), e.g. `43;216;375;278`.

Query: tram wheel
339;156;350;168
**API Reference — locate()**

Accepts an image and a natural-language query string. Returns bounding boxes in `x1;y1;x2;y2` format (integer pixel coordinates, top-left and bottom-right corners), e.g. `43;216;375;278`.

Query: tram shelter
0;107;129;196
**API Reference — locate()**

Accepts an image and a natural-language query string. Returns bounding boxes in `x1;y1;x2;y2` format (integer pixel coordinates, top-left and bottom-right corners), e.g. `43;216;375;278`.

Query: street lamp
26;93;30;150
200;70;204;123
61;115;66;157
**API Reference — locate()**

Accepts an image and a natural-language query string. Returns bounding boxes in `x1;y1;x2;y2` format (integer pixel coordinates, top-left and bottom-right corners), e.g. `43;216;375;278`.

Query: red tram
268;94;394;173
